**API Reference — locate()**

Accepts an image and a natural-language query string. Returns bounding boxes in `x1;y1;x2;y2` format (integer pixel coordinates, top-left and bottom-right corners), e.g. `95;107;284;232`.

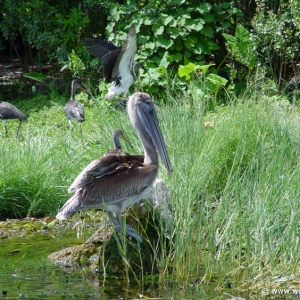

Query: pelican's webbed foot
108;211;143;243
113;223;143;243
124;224;143;243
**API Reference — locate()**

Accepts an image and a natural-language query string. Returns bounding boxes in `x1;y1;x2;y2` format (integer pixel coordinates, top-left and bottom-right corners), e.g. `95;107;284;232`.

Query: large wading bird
82;26;140;100
0;101;27;137
56;92;173;243
104;129;133;156
64;79;85;140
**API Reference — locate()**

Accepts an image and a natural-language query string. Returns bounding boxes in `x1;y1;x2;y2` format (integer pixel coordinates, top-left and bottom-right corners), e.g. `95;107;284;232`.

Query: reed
163;90;300;291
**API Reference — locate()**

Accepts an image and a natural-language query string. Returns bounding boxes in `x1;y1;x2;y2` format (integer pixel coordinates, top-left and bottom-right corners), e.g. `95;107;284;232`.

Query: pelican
64;79;85;140
83;26;140;100
0;101;27;137
56;92;173;242
104;129;133;156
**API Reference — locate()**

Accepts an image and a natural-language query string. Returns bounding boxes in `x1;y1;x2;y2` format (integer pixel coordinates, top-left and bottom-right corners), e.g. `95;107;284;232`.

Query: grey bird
64;79;85;140
56;92;173;243
0;101;27;137
83;26;141;100
104;129;133;156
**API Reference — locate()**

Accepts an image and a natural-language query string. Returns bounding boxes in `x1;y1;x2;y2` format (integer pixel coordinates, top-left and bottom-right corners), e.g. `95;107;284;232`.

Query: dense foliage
1;0;300;99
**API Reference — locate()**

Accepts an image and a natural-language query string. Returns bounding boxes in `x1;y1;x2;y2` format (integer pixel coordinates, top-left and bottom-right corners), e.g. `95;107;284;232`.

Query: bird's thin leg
108;211;142;243
16;121;22;137
68;119;73;133
3;120;8;137
66;120;73;142
79;122;83;144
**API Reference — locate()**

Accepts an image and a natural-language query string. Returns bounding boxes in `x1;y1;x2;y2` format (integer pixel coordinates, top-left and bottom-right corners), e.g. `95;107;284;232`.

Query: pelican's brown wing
68;153;144;193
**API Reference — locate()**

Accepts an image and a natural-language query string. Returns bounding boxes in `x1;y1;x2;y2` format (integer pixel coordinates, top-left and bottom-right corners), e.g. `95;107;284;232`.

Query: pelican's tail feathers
56;193;81;220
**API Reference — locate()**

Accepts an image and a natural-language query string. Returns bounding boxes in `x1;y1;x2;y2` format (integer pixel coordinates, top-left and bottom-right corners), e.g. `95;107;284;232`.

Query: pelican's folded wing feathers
68;154;144;193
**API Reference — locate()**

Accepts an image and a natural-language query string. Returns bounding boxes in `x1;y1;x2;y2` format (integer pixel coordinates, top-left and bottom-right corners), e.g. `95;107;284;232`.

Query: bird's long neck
70;81;76;100
114;137;122;150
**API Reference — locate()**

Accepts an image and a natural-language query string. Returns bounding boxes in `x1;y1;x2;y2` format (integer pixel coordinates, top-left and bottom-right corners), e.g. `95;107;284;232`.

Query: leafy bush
251;1;300;90
99;0;243;96
1;0;90;68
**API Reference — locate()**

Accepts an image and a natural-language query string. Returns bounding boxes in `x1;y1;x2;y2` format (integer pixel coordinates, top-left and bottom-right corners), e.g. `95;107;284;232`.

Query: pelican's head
127;92;173;173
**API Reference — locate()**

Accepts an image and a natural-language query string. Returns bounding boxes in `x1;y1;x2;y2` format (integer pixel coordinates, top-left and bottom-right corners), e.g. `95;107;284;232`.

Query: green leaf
181;14;191;19
207;73;228;86
108;3;118;14
221;22;231;29
221;2;230;9
111;10;120;22
230;7;243;16
172;0;185;4
148;68;161;81
167;27;180;38
184;37;198;50
194;43;204;55
23;72;47;83
183;56;190;65
184;50;192;58
156;38;173;49
172;53;183;62
178;62;195;79
152;24;164;35
145;42;156;50
98;80;107;92
106;22;115;34
201;26;214;38
198;2;212;13
174;42;183;51
203;14;215;22
235;24;250;43
143;17;152;25
159;52;172;68
222;33;237;45
185;19;204;31
163;16;174;25
206;39;220;51
177;17;186;26
195;64;215;74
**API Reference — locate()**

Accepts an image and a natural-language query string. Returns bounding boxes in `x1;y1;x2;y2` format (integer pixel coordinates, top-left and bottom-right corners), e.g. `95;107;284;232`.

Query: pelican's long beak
138;102;173;173
121;134;133;148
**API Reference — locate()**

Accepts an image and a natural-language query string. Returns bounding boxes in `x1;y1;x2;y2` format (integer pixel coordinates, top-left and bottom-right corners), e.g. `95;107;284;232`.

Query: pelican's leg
107;211;120;229
16;121;22;137
107;211;142;243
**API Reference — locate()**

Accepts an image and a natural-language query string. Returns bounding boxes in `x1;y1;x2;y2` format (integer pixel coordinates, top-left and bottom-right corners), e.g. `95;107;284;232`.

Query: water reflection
0;226;244;299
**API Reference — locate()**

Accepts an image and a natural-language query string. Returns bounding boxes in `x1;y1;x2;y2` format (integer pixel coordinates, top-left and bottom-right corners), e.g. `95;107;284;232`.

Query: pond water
0;220;245;299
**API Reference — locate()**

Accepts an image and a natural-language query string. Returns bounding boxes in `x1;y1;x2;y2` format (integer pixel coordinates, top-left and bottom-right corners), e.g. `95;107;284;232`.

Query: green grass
0;95;135;218
1;77;300;292
166;91;300;292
